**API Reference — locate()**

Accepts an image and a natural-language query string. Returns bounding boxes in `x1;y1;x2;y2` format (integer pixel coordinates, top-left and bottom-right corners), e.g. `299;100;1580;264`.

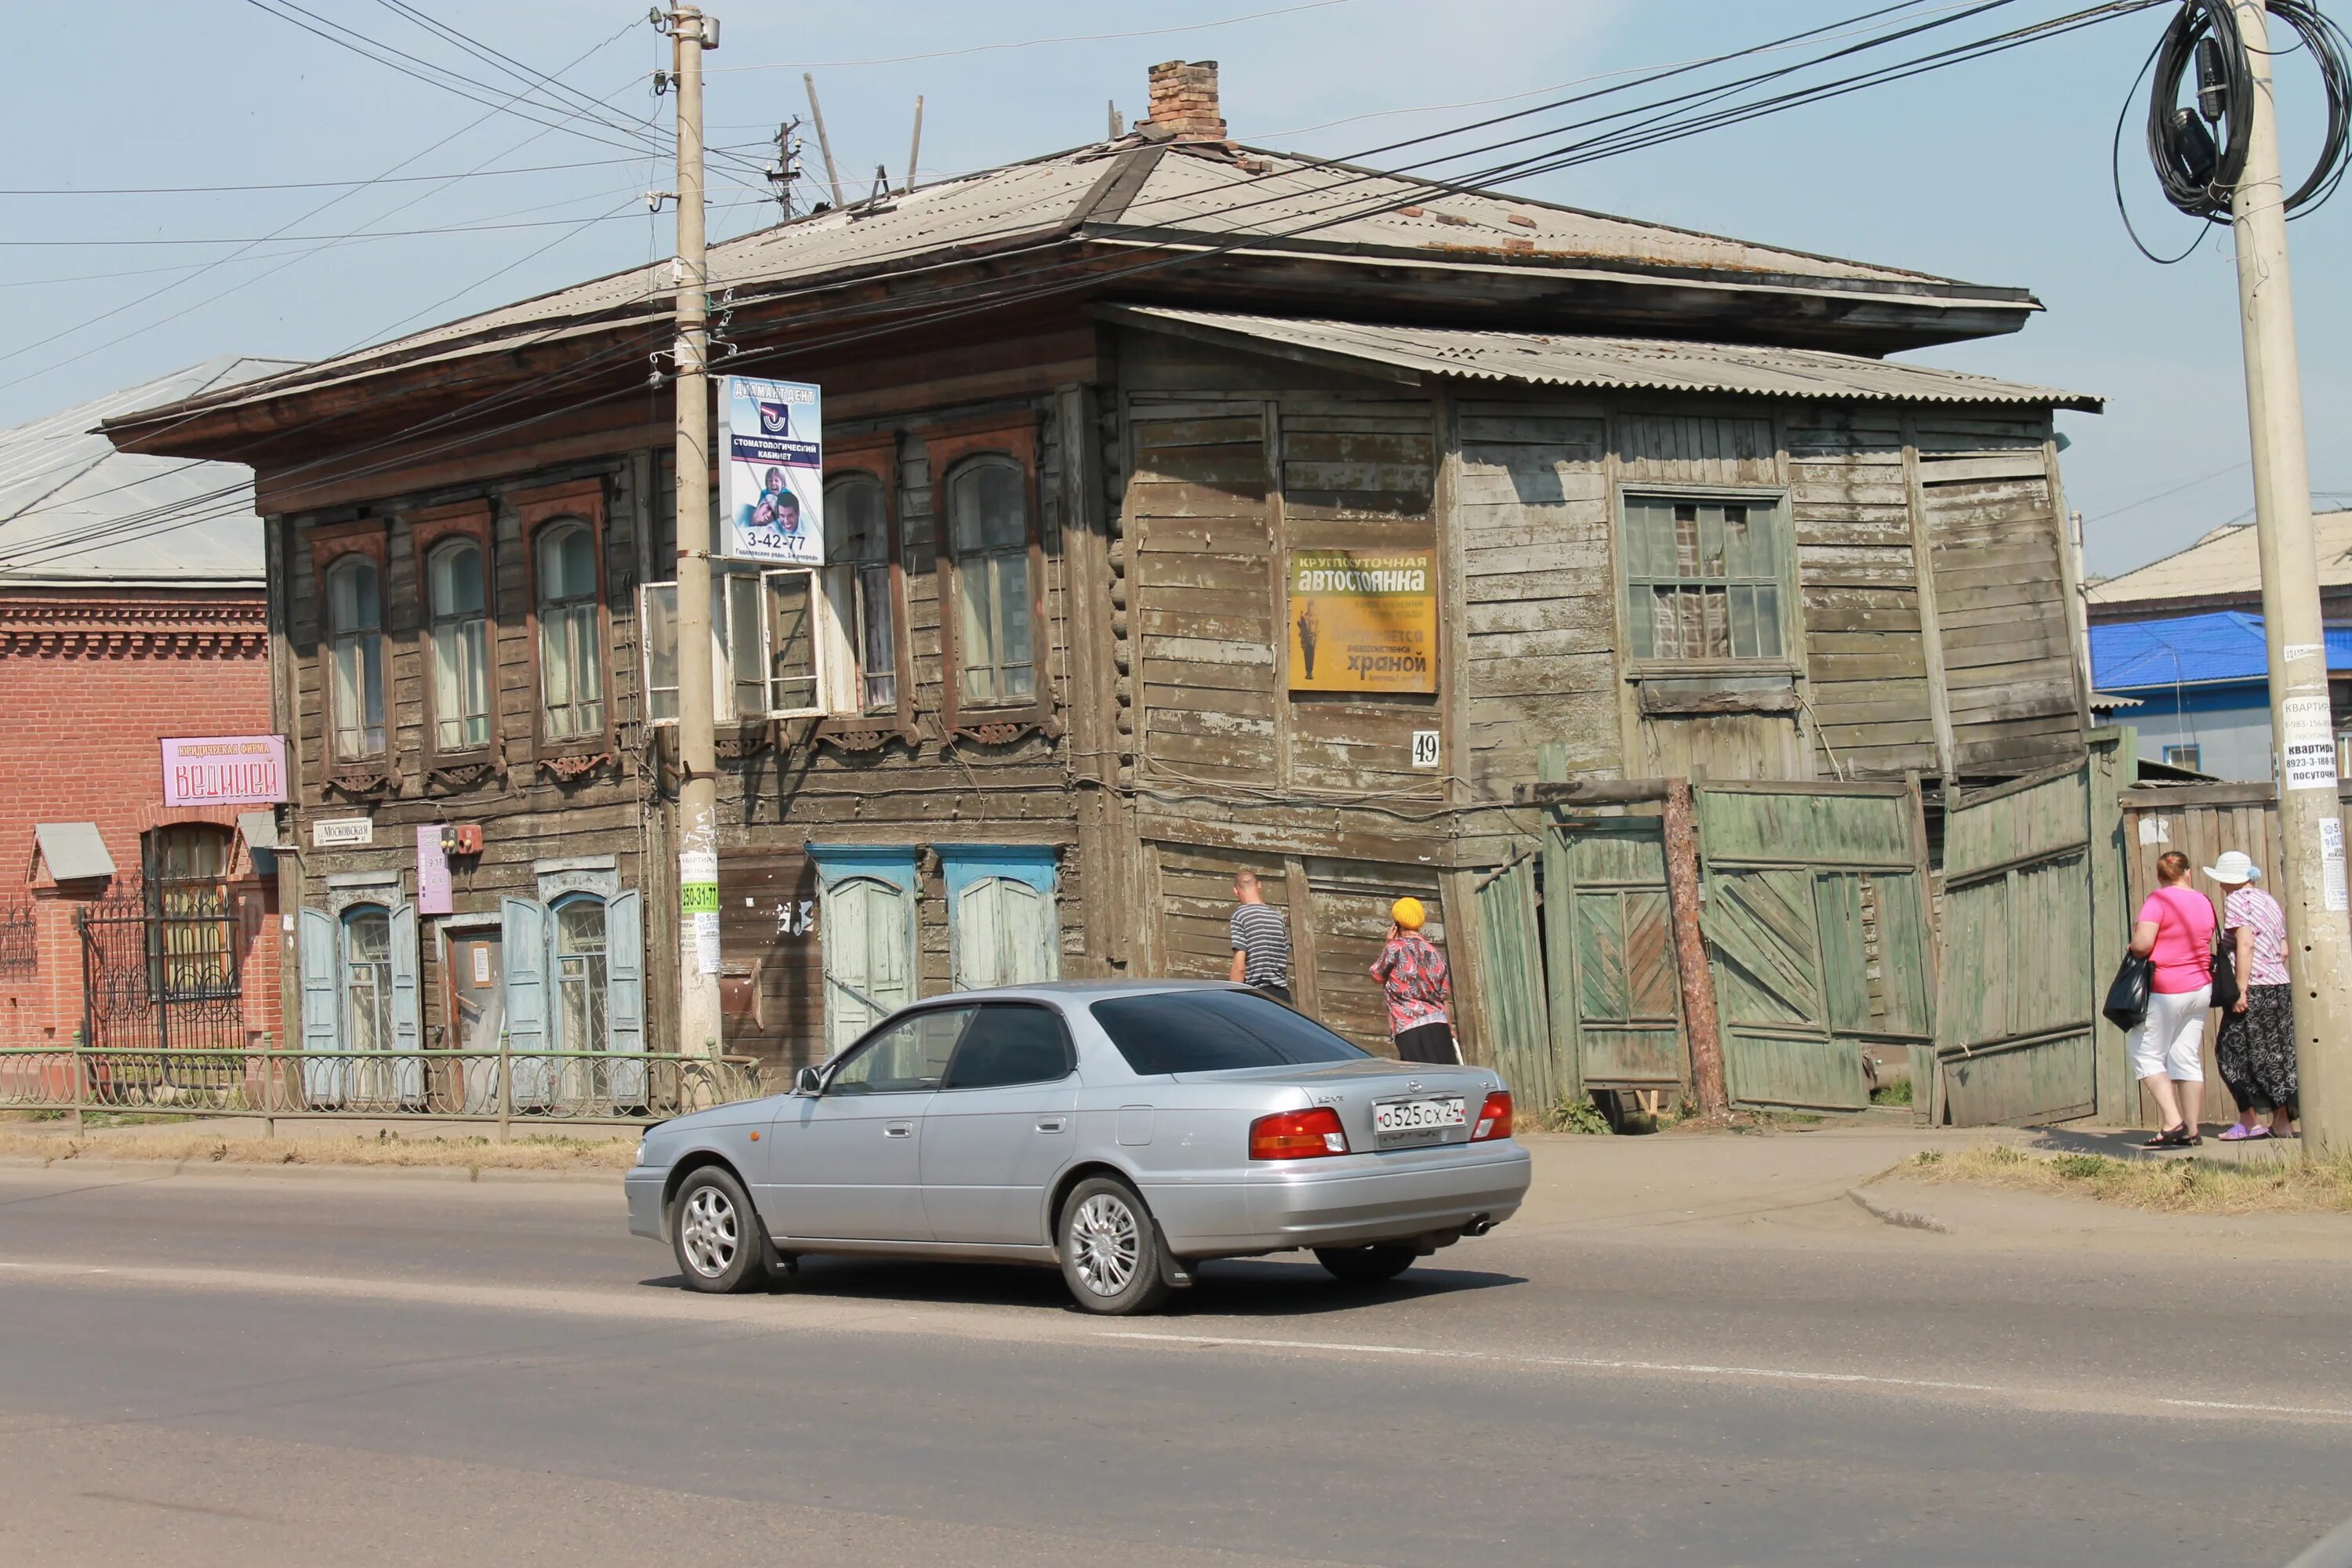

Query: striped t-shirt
1229;902;1292;989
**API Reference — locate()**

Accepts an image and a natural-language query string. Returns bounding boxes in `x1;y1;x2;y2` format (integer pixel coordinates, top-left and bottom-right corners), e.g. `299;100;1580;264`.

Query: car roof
907;979;1246;1006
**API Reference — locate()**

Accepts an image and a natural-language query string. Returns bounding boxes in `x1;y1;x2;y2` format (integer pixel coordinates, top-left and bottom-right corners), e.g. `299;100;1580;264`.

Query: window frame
549;891;610;1054
637;565;843;724
938;1002;1077;1092
514;479;615;767
306;519;390;784
339;901;396;1055
1613;485;1798;678
145;824;238;1003
924;419;1054;741
820;1003;977;1095
821;438;917;746
408;499;499;776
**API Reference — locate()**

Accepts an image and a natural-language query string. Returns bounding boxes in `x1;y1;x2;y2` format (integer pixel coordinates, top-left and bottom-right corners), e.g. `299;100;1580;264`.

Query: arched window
826;473;895;711
341;904;393;1053
427;537;490;751
946;458;1033;707
535;521;603;742
325;556;385;758
553;894;608;1051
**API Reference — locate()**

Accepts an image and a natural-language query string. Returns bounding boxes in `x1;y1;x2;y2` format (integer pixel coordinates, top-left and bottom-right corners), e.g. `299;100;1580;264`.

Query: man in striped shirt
1227;870;1294;1004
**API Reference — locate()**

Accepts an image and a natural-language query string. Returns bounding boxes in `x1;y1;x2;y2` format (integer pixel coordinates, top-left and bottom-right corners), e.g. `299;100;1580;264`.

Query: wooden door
1934;758;2111;1124
820;875;914;1053
444;930;502;1113
953;877;1058;990
1541;817;1682;1102
1471;857;1554;1108
1695;782;1935;1112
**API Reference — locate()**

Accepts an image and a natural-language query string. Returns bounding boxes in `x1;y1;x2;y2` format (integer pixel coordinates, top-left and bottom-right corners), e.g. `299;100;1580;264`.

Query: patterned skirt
2215;984;2298;1116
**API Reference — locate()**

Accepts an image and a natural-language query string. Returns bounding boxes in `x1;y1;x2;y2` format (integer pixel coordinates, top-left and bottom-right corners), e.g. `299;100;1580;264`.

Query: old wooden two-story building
105;63;2098;1094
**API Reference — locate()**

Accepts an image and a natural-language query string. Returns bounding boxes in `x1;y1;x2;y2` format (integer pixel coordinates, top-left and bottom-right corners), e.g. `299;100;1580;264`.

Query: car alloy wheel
680;1184;739;1279
1069;1192;1141;1297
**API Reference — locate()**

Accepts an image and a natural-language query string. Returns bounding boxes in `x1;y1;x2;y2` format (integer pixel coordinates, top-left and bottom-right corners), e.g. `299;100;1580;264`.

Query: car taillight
1250;1107;1349;1160
1472;1090;1513;1142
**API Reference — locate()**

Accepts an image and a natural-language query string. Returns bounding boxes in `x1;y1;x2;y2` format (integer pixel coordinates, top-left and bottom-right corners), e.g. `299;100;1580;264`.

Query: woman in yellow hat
1371;896;1457;1063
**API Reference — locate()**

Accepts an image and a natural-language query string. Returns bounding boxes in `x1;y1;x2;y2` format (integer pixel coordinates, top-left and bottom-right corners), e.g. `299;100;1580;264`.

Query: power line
0;155;656;196
706;0;1353;77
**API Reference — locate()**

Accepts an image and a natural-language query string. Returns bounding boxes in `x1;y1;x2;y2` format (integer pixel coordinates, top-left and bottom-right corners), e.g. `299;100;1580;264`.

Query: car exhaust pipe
1461;1214;1494;1237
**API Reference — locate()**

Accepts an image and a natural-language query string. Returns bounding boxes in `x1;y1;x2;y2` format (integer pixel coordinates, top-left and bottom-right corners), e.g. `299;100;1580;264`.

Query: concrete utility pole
2227;0;2352;1155
670;5;723;1060
803;73;846;209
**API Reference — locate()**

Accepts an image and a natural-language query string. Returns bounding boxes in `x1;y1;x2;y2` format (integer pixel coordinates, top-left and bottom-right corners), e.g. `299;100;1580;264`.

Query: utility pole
904;95;924;194
670;5;723;1060
2226;0;2352;1155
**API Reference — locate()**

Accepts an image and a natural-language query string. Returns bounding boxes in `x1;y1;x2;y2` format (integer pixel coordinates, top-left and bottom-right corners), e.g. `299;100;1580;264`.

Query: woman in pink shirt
2126;851;2216;1147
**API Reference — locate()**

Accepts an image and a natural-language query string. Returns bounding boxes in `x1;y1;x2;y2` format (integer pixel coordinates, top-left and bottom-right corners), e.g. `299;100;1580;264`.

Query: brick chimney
1138;60;1226;143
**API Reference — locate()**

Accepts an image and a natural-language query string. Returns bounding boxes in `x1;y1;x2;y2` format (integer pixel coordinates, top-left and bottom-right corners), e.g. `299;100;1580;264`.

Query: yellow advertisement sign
1287;549;1437;694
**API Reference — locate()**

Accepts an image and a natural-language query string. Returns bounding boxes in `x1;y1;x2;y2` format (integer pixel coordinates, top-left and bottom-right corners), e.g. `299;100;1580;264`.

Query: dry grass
1901;1143;2352;1215
0;1128;637;1173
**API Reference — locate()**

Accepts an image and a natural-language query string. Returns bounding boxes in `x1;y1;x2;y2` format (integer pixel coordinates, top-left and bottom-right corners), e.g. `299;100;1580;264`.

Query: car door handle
1035;1117;1068;1134
884;1122;913;1138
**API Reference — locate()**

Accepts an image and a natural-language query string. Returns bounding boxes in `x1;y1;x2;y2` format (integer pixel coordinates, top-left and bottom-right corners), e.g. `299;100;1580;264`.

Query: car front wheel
1057;1176;1173;1316
672;1167;770;1294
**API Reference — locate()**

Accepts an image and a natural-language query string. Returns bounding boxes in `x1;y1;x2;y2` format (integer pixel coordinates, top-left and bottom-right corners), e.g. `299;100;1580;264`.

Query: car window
1089;990;1370;1076
942;1004;1075;1091
826;1007;973;1094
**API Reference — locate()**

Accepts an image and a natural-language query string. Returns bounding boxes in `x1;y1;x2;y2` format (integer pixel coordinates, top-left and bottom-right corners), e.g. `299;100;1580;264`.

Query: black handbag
2210;931;2241;1012
2103;952;2154;1032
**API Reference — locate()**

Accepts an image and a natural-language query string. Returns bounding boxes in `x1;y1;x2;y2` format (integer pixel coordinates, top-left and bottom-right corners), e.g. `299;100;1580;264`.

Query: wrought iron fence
0;1045;764;1130
78;887;248;1054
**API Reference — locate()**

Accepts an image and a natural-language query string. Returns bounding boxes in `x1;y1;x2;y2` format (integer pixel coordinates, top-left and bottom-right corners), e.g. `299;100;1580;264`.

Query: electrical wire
2;0;2161;572
2142;0;2351;223
0;156;658;197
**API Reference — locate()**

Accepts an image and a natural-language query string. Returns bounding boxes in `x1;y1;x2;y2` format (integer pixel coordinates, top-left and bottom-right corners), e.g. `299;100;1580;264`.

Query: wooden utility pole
670;5;723;1059
803;73;845;209
2227;0;2352;1156
1661;780;1730;1116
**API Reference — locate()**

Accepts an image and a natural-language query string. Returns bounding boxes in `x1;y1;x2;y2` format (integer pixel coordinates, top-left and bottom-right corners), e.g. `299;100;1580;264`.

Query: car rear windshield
1089;990;1371;1076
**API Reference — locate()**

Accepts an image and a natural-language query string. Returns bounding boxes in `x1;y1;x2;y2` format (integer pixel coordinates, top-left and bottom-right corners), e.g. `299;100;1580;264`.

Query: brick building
0;359;294;1057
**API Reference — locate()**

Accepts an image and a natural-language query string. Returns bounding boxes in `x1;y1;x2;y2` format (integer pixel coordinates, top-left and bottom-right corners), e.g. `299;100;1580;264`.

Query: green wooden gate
1693;782;1936;1111
1472;855;1555;1109
1932;735;2132;1125
1541;817;1684;1104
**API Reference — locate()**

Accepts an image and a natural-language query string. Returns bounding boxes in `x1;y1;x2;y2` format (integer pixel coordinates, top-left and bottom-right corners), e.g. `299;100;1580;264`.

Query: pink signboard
160;735;288;808
416;826;453;916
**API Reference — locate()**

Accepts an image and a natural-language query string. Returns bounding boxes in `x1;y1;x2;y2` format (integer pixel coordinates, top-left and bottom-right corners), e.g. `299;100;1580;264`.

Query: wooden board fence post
1662;779;1729;1116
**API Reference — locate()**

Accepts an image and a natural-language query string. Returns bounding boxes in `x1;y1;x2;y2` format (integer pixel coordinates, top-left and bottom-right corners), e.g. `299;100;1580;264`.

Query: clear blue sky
3;0;2344;577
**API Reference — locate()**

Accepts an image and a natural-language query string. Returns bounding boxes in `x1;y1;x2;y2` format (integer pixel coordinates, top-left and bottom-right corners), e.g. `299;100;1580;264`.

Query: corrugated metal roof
2086;511;2352;608
0;357;298;586
2089;610;2352;690
134;141;2040;427
1108;307;2102;409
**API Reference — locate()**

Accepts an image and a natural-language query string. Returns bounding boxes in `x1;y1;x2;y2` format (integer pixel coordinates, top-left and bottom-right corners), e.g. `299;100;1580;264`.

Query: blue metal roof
2090;611;2352;691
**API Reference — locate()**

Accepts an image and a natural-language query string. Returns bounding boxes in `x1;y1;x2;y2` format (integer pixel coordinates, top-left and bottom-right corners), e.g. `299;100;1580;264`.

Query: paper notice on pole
680;848;722;971
2280;694;2339;790
694;911;722;974
2285;643;2326;666
2323;819;2349;913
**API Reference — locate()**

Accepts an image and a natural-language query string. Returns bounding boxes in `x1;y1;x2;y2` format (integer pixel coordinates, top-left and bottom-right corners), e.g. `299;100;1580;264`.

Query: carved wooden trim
824;437;917;739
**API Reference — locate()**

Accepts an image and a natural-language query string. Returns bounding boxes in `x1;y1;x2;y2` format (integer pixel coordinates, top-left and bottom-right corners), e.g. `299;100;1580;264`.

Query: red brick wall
0;590;281;1051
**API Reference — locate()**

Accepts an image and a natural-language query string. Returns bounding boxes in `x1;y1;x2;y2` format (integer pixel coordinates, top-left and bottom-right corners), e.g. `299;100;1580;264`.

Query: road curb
0;1154;621;1186
1846;1185;1955;1234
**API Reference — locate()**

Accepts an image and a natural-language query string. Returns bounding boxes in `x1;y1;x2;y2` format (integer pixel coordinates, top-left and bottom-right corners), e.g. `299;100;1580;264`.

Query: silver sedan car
626;981;1531;1314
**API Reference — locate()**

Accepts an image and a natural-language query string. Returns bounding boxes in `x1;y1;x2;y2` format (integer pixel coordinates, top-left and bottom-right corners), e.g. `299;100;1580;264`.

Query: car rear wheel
1315;1244;1417;1285
1057;1176;1173;1316
672;1167;770;1294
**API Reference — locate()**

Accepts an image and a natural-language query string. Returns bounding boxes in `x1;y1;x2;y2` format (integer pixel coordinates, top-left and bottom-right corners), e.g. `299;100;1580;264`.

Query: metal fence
78;887;248;1054
0;899;33;980
0;1044;764;1133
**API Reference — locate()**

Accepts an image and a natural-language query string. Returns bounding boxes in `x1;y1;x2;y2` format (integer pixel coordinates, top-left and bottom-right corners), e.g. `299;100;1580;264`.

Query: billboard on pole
721;376;822;564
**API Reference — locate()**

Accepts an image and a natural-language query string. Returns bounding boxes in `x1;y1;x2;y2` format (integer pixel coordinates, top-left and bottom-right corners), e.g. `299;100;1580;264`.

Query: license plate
1373;1096;1465;1147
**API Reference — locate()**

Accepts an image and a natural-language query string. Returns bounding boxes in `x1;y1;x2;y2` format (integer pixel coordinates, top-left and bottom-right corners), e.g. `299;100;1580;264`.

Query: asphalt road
2;1161;2348;1566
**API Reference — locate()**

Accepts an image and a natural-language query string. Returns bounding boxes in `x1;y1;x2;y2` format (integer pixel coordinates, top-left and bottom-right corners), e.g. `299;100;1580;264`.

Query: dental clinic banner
721;376;822;564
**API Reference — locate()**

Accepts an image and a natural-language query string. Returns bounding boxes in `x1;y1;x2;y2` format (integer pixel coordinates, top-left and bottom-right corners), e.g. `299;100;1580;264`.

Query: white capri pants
2127;985;2210;1082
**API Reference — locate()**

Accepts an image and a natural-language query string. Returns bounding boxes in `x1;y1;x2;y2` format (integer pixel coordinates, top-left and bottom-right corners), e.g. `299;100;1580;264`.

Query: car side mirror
792;1065;823;1097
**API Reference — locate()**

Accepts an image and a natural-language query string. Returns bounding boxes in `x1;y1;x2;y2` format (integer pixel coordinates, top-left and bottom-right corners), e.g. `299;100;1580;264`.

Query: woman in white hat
2207;850;2297;1141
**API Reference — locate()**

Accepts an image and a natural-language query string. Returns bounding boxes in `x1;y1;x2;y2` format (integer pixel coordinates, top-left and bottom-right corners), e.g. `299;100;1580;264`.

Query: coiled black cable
2146;0;2351;222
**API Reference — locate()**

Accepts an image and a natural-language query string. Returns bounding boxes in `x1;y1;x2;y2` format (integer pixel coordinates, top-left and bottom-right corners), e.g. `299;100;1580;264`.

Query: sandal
2219;1124;2270;1141
2145;1124;2190;1148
